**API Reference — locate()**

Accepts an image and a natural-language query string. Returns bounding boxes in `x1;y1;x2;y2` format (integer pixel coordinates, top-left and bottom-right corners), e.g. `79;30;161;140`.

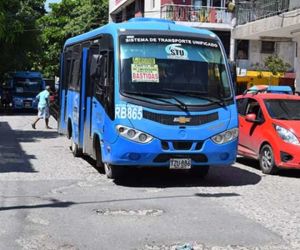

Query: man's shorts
38;106;50;119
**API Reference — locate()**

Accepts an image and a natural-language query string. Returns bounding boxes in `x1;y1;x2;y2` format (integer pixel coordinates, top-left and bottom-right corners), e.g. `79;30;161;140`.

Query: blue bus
0;71;46;110
58;18;238;179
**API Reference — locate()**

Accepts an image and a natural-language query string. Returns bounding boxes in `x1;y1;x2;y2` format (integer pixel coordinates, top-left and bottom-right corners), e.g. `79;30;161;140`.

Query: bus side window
70;45;81;91
106;50;114;120
91;35;114;120
63;50;72;90
91;53;106;102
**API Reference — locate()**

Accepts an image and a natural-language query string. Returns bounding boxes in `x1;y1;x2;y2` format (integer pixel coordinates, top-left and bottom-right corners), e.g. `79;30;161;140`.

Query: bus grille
153;154;208;163
161;141;204;150
143;111;218;125
173;141;192;150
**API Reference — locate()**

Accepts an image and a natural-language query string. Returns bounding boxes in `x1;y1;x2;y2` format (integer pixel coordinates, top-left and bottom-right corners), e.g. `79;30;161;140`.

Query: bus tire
70;135;81;157
190;166;210;178
95;140;104;172
104;163;121;179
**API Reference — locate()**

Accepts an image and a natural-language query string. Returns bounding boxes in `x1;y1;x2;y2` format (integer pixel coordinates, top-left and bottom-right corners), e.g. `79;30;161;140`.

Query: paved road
0;114;300;250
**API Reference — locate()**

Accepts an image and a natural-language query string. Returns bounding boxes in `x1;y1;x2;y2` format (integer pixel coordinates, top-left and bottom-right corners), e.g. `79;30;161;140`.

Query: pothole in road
143;243;200;250
95;208;164;216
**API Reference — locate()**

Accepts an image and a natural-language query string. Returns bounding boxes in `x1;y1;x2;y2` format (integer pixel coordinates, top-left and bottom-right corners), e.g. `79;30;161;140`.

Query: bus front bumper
102;136;237;167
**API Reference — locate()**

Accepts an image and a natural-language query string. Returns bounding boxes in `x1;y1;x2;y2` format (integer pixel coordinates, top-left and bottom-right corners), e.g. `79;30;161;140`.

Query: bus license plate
24;102;31;108
170;158;191;169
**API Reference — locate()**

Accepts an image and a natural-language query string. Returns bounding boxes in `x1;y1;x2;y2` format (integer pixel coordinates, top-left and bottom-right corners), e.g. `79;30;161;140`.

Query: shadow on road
14;129;59;142
0;121;58;173
112;165;261;188
237;156;300;178
0;201;76;211
0;122;37;173
277;169;300;178
0;109;36;116
80;154;262;188
0;192;240;211
236;157;260;170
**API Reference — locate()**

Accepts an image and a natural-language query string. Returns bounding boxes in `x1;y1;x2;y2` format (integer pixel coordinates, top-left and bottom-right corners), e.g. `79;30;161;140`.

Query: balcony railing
161;4;234;25
237;0;290;25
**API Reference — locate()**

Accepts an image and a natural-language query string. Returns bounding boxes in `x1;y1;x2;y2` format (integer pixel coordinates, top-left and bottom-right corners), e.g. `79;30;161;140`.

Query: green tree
264;55;291;85
37;0;108;78
264;55;290;75
0;0;45;81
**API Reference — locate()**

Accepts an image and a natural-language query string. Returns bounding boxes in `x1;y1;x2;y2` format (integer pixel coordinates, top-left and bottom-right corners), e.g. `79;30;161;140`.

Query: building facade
233;0;300;90
109;0;237;60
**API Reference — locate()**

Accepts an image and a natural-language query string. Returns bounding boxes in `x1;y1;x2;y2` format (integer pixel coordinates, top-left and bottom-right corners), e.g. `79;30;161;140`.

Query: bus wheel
190;166;210;178
104;163;121;179
70;136;81;157
259;144;278;175
95;141;104;172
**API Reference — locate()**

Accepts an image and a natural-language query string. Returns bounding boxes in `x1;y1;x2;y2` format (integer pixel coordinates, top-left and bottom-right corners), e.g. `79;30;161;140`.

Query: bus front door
82;46;99;155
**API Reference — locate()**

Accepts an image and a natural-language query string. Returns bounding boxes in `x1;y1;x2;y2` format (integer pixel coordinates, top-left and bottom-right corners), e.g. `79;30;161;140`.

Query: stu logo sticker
115;104;143;120
165;44;188;59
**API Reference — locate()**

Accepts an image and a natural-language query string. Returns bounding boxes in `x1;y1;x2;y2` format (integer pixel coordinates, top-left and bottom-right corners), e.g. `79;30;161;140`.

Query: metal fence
237;0;291;25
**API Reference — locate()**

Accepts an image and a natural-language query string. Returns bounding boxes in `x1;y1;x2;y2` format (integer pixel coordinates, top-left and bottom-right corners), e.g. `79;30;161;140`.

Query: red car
236;86;300;174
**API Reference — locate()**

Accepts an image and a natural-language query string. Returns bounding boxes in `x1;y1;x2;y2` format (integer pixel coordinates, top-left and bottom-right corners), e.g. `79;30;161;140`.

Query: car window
237;98;248;115
245;99;264;120
264;99;300;120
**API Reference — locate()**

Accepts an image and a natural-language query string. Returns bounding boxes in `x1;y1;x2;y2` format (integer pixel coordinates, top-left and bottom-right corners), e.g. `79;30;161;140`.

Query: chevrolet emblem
173;117;191;124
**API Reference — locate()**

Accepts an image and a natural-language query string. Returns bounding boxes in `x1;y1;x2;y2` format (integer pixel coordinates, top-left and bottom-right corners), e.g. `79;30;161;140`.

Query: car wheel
104;163;121;179
190;166;210;178
259;144;278;174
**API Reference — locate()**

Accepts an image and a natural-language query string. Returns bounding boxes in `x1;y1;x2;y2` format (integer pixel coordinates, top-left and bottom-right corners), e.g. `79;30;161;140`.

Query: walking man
31;85;51;129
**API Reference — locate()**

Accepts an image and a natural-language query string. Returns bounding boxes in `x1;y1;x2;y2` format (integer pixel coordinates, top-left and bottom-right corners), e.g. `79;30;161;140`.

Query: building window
237;40;249;59
194;0;207;7
211;0;223;7
151;0;155;9
261;41;275;54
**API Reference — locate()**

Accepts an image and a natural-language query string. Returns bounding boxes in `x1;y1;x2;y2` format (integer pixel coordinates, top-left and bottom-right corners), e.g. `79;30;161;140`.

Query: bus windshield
120;34;232;106
13;77;43;94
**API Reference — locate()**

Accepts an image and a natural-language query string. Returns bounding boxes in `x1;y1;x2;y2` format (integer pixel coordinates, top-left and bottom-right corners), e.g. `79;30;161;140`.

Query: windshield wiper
162;88;227;107
123;90;189;112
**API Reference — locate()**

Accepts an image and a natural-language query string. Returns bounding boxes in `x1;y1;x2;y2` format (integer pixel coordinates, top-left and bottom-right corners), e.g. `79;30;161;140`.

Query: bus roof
64;18;218;47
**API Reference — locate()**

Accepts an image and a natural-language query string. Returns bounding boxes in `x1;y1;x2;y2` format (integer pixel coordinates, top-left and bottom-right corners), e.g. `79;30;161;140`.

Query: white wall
144;0;161;18
294;35;300;91
242;40;295;71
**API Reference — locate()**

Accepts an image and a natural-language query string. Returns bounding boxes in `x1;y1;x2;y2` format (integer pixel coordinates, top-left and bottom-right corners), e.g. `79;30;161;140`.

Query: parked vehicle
58;17;238;179
237;85;300;174
0;80;13;109
0;71;45;110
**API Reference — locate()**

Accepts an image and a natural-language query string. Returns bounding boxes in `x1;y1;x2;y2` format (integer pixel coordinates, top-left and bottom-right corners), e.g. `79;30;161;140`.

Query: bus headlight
212;128;238;144
116;125;153;144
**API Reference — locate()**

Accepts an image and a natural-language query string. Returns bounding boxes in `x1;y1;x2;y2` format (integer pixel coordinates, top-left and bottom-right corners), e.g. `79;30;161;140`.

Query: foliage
264;55;291;75
36;0;108;78
0;0;45;81
0;0;108;80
